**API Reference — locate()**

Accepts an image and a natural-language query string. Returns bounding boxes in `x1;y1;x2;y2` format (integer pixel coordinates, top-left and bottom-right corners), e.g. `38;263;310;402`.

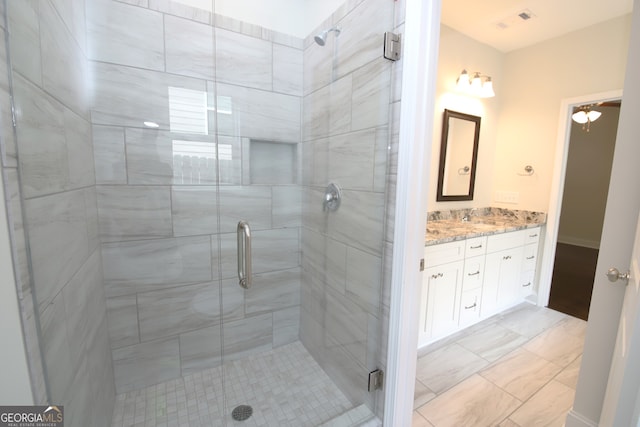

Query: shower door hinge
368;369;384;392
383;32;401;61
420;258;425;271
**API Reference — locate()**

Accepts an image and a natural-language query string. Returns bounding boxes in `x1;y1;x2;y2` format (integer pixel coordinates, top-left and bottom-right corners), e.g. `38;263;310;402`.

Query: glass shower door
212;0;396;424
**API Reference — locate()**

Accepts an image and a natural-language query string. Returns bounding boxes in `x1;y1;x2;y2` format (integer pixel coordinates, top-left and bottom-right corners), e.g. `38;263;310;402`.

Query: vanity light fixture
456;69;495;98
571;105;602;132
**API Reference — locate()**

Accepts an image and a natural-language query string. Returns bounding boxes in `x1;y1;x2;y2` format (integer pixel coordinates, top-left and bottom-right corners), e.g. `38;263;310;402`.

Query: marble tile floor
413;303;587;427
111;340;366;427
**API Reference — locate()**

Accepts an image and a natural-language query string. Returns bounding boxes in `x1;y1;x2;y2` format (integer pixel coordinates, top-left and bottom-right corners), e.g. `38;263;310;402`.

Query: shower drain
231;405;253;421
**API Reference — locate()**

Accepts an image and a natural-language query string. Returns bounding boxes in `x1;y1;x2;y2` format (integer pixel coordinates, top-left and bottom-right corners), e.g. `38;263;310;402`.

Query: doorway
548;102;621;320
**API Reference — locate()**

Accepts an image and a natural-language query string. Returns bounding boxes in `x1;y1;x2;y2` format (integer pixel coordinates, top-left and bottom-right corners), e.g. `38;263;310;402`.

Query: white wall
0;170;33;404
558;107;619;248
427;25;503;211
212;0;346;37
494;15;632;212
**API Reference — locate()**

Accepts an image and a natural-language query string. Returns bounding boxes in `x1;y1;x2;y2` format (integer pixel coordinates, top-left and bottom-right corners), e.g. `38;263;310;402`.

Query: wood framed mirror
436;109;481;201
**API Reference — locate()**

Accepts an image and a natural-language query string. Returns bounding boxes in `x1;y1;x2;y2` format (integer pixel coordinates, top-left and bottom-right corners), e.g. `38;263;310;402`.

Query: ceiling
441;0;634;52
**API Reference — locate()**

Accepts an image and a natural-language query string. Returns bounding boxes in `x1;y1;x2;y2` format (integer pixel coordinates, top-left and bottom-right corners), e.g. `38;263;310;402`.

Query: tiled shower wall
299;0;403;414
88;0;304;394
1;1;116;426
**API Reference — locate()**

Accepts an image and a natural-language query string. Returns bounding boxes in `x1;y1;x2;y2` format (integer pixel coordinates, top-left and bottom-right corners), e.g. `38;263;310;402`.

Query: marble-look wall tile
149;0;212;25
92;125;127;184
329;189;385;256
97;185;172;241
125;129;217;185
91;62;206;130
24;189;90;310
218;228;299;279
215;28;272;90
301;187;328;235
247;140;299;185
165;15;214;79
273;306;300;347
138;281;221;342
64;109;95;188
222;313;273;361
50;0;87;52
302;32;332;96
273;44;303;96
329;75;353;134
8;0;42;86
112;337;181;393
171;186;217;236
85;317;116;426
325;287;369;367
179;324;222;375
373;127;389;193
83;188;100;253
217;185;272;232
106;295;140;348
102;235;213;297
0;31;17;168
351;58;392;131
87;0;164;71
220;278;246;321
116;0;149;7
345;247;382;314
302;85;329;141
40;0;88;116
12;75;68;198
216;82;301;142
38;291;74;403
272;186;301;227
301;227;347;295
334;0;393;80
329;129;376;191
245;268;301;315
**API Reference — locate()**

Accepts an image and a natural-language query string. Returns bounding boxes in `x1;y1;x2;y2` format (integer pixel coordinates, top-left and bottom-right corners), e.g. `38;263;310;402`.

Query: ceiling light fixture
455;69;495;98
571;105;602;132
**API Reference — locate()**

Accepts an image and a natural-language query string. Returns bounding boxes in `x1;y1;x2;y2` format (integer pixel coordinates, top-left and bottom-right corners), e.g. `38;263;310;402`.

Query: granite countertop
425;207;547;246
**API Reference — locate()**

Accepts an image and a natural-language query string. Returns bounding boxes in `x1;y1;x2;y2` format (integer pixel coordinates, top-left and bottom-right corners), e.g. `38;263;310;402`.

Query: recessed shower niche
242;139;300;185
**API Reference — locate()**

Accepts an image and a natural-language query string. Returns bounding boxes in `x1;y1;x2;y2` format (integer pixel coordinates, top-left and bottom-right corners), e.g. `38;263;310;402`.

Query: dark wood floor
548;243;599;321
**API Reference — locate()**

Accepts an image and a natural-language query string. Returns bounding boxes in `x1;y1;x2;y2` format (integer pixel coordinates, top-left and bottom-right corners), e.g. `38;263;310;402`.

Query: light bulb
456;70;470;89
587;110;602;122
572;111;588;124
480;78;495;98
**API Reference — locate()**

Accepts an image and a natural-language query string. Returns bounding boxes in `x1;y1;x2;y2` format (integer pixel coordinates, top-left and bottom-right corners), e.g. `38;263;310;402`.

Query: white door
599;211;640;426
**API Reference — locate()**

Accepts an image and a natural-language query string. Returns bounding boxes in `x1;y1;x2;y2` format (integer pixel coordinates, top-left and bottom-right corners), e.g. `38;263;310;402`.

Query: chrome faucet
462;208;478;222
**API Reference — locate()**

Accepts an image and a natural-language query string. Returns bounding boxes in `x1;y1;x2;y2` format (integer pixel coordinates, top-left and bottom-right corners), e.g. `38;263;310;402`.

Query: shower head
314;27;341;46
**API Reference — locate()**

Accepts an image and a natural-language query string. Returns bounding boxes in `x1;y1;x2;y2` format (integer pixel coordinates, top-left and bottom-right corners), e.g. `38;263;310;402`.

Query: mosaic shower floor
110;341;369;427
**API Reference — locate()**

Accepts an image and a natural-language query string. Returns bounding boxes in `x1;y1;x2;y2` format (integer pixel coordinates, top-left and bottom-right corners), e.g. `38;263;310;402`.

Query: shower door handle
237;220;252;289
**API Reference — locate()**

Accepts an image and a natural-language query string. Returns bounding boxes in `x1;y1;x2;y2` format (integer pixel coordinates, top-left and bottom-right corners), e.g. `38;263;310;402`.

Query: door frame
537;89;623;308
383;0;441;425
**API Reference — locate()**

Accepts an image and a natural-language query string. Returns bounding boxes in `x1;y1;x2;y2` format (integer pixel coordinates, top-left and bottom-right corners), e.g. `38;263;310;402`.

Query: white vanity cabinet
520;229;541;297
418;240;465;346
420;226;542;348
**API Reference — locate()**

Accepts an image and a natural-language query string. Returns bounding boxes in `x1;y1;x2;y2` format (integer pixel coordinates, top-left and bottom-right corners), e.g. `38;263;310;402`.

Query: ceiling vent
495;9;537;30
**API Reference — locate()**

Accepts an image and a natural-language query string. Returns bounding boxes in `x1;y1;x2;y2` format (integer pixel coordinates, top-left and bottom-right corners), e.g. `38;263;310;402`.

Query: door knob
606;267;630;283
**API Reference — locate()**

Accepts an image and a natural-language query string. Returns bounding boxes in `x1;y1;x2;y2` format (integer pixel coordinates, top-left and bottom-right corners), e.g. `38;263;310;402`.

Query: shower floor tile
111;341;355;427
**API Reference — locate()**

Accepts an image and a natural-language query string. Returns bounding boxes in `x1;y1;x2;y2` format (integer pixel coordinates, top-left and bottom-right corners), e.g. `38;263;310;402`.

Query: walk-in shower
0;0;404;425
314;26;341;46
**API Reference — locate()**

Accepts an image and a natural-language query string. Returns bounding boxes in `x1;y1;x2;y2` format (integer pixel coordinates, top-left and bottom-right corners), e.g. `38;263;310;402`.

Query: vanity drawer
486;229;526;253
522;243;538;271
459;289;481;326
525;227;541;245
465;236;487;257
462;255;485;291
425;240;465;268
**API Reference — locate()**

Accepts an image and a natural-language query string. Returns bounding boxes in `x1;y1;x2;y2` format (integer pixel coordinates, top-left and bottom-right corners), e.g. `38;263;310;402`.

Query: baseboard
564;408;599;427
557;235;600;249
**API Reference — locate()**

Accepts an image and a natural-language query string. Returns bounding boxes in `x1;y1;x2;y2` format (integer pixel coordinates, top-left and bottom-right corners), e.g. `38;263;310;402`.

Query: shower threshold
110;341;374;427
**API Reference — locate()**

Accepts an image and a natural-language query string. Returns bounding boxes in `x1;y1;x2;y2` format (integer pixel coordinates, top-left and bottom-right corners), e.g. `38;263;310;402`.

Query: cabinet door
419;260;464;346
481;246;524;316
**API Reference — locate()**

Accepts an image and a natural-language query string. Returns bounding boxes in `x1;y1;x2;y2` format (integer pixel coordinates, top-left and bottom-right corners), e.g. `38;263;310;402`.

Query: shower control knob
323;183;342;212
